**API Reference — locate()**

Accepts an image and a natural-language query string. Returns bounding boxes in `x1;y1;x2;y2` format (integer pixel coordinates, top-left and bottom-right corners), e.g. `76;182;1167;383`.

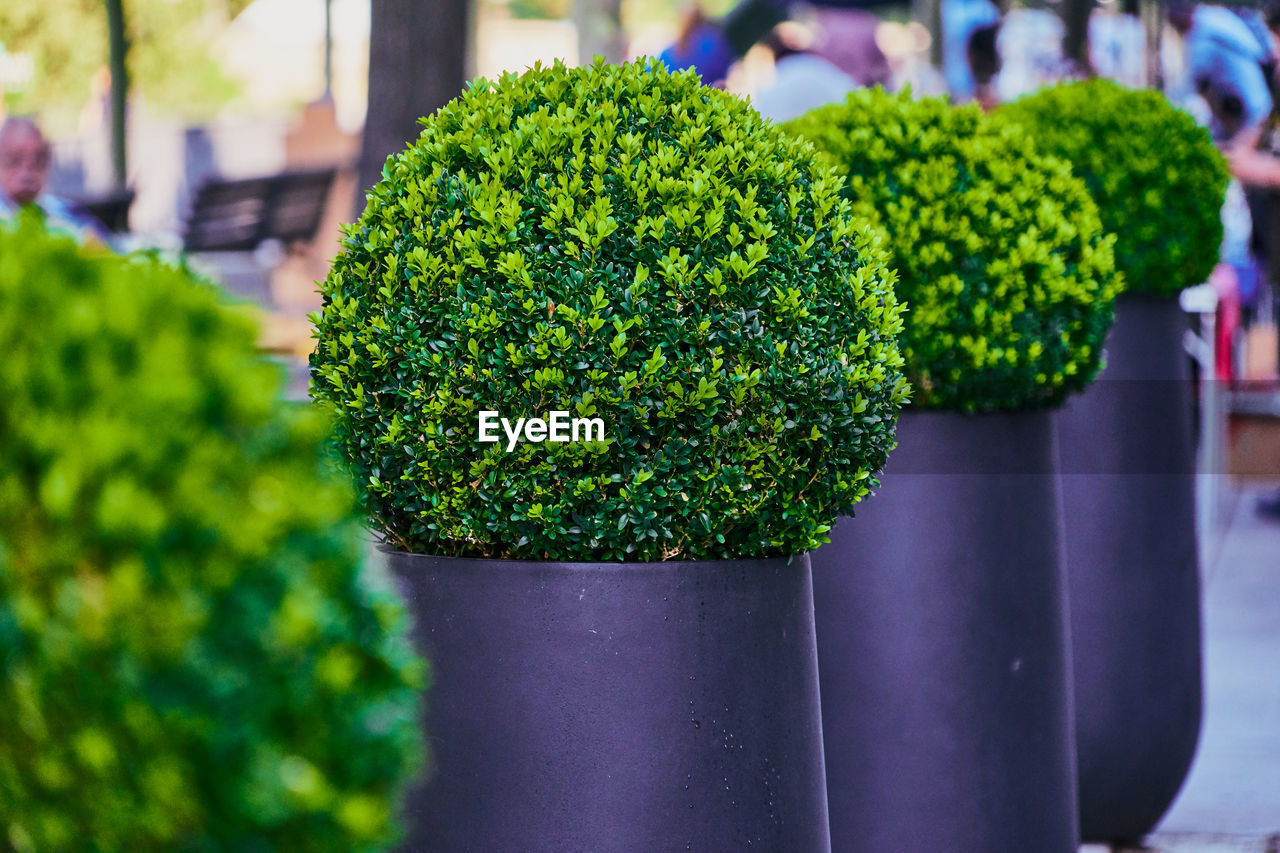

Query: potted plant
999;79;1230;845
787;89;1120;853
0;218;424;851
309;59;909;852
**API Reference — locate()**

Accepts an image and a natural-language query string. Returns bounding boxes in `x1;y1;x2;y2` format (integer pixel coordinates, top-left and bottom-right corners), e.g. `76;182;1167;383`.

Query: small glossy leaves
999;79;1229;297
788;88;1121;412
311;59;909;561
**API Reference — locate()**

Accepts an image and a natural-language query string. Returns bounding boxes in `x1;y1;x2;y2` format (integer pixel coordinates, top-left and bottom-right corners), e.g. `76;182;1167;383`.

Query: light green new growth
788;88;1121;411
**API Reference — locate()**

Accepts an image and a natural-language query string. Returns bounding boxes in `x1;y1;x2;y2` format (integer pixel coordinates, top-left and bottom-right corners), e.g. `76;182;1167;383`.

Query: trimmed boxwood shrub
998;79;1229;297
0;217;424;853
787;88;1121;411
310;59;909;562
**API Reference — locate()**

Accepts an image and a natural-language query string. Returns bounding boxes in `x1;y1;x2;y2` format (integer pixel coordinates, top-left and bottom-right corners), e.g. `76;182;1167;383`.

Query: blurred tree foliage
0;0;251;122
507;0;570;18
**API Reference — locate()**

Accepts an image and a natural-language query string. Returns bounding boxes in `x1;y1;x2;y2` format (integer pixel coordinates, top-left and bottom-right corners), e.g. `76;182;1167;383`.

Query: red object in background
1211;263;1240;382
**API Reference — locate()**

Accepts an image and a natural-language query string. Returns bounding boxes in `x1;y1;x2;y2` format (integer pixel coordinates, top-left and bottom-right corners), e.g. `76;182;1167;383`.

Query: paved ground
1096;835;1280;853
1092;484;1280;853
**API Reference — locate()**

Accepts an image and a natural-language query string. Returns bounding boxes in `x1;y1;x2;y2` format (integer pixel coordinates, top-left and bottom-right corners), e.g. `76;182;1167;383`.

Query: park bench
182;167;337;253
180;167;341;371
73;188;135;234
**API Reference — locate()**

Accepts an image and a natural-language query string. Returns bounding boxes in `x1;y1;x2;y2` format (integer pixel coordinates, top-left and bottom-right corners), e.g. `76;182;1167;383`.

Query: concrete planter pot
386;550;831;853
811;408;1078;853
1057;294;1203;844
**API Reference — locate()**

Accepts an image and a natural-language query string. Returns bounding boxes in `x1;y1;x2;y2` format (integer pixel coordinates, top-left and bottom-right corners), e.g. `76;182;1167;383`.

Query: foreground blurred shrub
0;217;424;852
999;79;1229;297
788;89;1121;411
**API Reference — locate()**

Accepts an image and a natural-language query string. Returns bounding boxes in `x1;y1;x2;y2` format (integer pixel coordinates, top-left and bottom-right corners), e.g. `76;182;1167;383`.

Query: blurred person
995;7;1072;101
1170;2;1274;142
1225;3;1280;275
968;23;1001;111
1219;1;1280;519
0;117;112;246
658;0;893;92
941;0;999;102
878;21;949;96
658;4;743;85
809;8;891;89
1089;10;1147;87
1222;2;1280;324
752;24;856;123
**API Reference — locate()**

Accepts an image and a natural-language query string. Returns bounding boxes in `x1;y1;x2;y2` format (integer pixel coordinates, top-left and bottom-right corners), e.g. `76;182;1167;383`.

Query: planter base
812;409;1078;853
1058;294;1203;844
388;551;831;853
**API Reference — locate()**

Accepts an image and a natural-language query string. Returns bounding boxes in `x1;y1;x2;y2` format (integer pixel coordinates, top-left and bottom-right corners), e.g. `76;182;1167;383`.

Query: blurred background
0;0;1188;277
4;0;1270;393
0;0;1222;319
3;3;1280;850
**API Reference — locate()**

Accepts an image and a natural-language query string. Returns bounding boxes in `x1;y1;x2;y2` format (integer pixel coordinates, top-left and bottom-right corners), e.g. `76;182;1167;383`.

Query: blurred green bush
787;89;1121;411
310;59;909;562
0;217;424;852
998;79;1229;297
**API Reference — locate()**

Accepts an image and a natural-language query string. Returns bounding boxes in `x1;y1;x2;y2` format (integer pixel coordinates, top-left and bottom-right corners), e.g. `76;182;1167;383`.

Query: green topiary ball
311;59;909;562
787;88;1121;412
0;217;424;852
998;79;1229;297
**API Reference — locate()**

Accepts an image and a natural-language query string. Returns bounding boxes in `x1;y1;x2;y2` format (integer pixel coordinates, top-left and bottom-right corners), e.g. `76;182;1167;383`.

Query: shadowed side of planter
812;409;1078;853
1058;294;1203;844
388;553;831;853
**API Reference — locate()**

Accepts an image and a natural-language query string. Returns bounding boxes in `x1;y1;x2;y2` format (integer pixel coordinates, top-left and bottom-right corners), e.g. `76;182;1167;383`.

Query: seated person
0;116;113;246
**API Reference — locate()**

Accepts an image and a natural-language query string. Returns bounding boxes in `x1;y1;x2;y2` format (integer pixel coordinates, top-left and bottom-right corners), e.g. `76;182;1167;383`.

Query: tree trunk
1143;0;1163;89
357;0;471;214
574;0;626;65
104;0;129;189
324;0;333;99
1061;0;1094;74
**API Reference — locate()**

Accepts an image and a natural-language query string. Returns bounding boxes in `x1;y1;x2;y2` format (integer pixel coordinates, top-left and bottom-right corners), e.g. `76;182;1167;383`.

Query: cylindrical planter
811;409;1078;853
1056;294;1202;844
387;551;831;853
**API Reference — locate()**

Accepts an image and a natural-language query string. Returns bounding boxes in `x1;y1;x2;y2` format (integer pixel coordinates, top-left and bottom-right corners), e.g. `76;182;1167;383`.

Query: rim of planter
376;546;810;568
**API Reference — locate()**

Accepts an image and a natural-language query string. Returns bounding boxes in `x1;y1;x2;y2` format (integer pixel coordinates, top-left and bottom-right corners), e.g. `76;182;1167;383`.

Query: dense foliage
311;59;908;562
787;88;1121;411
0;217;424;852
999;79;1229;296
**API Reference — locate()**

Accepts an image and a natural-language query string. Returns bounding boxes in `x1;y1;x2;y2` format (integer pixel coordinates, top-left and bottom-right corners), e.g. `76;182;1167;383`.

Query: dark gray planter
811;408;1078;853
386;551;831;853
1056;294;1202;844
